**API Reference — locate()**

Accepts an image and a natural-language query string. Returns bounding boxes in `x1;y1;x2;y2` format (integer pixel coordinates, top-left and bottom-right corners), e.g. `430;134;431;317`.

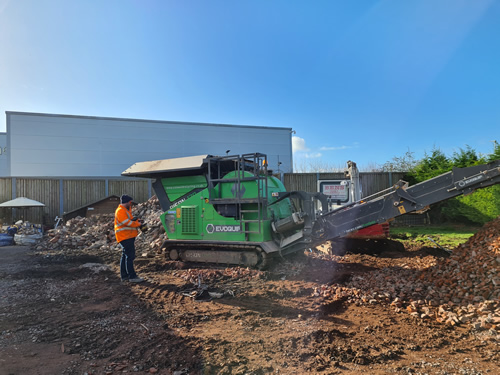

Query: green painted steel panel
162;175;207;201
160;174;293;244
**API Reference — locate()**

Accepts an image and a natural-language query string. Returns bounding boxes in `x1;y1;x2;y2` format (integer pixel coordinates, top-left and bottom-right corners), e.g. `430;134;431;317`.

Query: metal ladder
207;153;268;236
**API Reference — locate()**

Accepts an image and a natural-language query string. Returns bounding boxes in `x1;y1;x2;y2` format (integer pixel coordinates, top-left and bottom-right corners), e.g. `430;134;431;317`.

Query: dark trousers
119;237;137;280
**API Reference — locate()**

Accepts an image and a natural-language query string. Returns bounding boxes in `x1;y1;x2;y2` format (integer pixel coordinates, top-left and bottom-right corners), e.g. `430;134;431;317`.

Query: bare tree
293;159;345;173
293;159;383;173
382;149;416;172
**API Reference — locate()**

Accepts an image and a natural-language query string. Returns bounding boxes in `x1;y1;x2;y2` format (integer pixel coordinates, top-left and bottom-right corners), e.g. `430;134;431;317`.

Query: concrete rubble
315;216;500;332
35;196;167;255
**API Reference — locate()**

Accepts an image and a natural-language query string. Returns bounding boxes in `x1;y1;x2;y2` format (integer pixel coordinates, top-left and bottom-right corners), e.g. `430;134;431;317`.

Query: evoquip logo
206;224;241;234
457;175;483;188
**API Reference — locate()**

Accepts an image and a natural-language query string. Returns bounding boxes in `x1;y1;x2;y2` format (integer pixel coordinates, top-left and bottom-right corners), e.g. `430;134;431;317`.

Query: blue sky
1;0;499;170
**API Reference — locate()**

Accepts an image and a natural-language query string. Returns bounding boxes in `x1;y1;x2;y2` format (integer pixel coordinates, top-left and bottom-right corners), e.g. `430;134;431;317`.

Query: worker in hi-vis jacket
114;195;144;283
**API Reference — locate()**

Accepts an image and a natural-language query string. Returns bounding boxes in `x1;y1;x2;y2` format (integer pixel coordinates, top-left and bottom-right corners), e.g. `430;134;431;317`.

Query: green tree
409;148;451;182
440;142;500;225
442;186;500;225
451;145;486;168
406;144;500;225
487;140;500;162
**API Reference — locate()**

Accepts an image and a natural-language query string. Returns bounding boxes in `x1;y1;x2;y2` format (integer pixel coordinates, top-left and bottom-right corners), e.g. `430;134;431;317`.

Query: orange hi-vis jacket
114;204;141;243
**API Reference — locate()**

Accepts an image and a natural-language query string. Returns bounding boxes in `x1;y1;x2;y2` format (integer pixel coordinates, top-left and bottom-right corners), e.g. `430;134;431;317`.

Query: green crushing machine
122;152;500;268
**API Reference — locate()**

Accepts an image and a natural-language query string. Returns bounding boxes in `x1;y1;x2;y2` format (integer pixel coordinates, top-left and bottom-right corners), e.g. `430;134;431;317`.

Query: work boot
129;277;145;283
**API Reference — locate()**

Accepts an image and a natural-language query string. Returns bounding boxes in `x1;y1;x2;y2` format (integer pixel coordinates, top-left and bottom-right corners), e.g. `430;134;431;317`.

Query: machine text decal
206;224;241;234
169;191;198;209
458;175;483;188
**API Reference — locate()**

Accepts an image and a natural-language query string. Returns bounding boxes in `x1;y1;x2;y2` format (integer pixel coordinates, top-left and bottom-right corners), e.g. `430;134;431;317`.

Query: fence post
11;177;16;222
59;179;64;217
11;177;16;199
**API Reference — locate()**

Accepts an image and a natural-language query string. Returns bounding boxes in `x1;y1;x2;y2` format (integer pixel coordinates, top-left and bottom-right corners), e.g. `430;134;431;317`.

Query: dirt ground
0;244;498;375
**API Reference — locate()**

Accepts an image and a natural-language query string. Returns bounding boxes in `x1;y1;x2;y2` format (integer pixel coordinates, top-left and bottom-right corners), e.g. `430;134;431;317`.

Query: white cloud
292;136;309;153
304;152;322;158
320;145;351;151
293;136;349;159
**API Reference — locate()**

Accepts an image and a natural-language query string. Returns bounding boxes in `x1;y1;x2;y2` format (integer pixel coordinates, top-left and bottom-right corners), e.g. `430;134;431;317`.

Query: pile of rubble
415;217;500;329
173;267;264;285
315;216;500;331
35;196;167;254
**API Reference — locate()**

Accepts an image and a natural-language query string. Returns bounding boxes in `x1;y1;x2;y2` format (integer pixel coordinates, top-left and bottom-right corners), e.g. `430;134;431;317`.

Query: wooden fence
0;177;151;226
0;171;406;227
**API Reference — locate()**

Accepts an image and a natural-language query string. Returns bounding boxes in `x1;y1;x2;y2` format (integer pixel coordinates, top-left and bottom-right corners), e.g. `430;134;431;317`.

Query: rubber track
161;241;274;269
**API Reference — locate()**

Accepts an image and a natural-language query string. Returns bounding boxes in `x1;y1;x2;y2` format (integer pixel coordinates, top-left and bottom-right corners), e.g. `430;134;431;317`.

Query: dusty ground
0;244;498;375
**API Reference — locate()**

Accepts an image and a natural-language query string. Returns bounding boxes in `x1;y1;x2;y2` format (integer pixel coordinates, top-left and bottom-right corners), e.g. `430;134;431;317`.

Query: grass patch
390;225;480;249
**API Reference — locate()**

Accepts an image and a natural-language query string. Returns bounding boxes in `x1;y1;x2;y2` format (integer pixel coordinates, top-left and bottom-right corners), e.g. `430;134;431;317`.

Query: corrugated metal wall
284;172;407;198
7;112;293;177
0;178;150;226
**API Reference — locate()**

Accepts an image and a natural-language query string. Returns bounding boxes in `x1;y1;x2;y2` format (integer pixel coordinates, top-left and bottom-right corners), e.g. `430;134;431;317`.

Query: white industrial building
3;112;293;178
0;132;6;176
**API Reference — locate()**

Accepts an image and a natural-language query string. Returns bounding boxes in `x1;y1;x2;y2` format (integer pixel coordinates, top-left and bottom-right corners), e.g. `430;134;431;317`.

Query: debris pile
129;196;166;254
416;217;500;329
36;214;115;251
35;196;167;254
315;216;500;331
173;267;264;285
420;219;499;304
